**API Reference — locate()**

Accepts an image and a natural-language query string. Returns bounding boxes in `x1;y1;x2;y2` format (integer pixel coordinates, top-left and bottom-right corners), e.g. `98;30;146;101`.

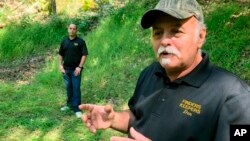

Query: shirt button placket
161;98;166;102
161;85;169;102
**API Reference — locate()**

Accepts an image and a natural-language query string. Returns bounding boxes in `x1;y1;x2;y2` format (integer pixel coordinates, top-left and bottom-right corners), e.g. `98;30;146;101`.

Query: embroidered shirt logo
179;99;201;116
74;43;78;46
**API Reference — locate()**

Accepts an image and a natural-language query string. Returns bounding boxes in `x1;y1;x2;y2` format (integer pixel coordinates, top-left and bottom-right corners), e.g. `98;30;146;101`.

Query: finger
85;119;92;127
82;114;92;128
104;105;114;121
85;112;93;125
92;113;97;121
74;69;80;76
104;105;112;113
107;111;115;120
89;125;97;134
110;136;134;141
74;71;78;76
86;120;92;127
82;114;88;122
130;127;151;141
79;104;94;111
86;112;91;118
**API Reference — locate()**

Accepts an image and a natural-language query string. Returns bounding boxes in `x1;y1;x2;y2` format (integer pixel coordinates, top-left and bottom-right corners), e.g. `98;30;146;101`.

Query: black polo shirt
59;37;88;69
128;52;250;141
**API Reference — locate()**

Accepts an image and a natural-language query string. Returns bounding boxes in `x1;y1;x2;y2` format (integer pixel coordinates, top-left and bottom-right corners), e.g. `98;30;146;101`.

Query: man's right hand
79;104;115;134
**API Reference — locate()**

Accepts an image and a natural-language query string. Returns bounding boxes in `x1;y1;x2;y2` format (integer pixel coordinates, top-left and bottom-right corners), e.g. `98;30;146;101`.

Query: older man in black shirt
59;23;88;118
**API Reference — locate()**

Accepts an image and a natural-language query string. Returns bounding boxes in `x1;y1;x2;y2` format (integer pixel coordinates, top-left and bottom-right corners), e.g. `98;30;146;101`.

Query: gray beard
160;58;171;66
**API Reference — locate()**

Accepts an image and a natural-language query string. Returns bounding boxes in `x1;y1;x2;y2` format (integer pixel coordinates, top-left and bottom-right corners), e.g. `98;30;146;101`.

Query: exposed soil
0;53;52;82
1;51;249;85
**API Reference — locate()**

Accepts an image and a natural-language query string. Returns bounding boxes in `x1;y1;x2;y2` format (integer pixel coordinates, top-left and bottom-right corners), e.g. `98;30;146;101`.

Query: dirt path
0;54;51;82
0;51;249;85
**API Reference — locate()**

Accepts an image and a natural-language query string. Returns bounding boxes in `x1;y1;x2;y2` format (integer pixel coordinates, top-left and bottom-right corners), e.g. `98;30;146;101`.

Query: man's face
151;15;206;73
68;24;77;37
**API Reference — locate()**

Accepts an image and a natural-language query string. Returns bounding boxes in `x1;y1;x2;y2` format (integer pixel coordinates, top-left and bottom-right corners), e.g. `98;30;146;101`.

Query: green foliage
0;15;98;62
82;0;98;11
0;6;8;23
0;18;62;62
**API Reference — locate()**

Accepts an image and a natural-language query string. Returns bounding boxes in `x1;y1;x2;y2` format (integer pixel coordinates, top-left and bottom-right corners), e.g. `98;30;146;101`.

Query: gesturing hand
110;127;151;141
79;104;115;133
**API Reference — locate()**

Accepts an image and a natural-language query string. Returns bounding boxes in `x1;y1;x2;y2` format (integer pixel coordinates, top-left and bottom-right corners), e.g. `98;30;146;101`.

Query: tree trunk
51;0;57;15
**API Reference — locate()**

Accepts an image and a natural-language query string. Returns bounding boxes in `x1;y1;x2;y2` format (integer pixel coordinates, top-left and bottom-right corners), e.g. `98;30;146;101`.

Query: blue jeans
63;69;82;112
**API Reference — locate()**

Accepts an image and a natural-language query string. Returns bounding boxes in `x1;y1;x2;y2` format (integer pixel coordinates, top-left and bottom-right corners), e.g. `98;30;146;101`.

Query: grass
203;1;250;82
0;0;249;140
0;55;125;141
0;17;65;62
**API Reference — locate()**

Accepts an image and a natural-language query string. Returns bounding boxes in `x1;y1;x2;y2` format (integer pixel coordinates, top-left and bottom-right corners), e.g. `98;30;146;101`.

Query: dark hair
68;23;77;29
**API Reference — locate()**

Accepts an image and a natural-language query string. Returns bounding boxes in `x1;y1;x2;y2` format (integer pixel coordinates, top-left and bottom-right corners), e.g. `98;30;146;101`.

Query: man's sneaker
60;106;71;111
75;112;82;118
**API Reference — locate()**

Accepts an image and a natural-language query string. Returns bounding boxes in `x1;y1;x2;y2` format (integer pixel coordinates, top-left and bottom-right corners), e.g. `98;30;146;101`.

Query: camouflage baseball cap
141;0;204;29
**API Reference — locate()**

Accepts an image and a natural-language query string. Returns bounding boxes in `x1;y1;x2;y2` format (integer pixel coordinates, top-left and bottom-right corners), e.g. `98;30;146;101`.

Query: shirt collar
68;36;77;41
154;52;212;87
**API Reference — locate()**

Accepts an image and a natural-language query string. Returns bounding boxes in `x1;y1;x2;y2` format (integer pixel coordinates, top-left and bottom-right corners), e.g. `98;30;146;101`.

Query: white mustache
157;46;181;58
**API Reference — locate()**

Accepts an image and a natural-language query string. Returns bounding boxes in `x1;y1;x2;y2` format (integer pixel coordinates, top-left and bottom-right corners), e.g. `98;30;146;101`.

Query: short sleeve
81;40;88;56
214;93;250;141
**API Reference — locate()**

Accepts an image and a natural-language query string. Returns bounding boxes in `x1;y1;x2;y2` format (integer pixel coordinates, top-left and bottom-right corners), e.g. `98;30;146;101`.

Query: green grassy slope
203;2;250;82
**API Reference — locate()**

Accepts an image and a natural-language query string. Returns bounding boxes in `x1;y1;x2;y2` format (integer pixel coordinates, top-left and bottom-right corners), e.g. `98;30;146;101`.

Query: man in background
59;23;88;118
